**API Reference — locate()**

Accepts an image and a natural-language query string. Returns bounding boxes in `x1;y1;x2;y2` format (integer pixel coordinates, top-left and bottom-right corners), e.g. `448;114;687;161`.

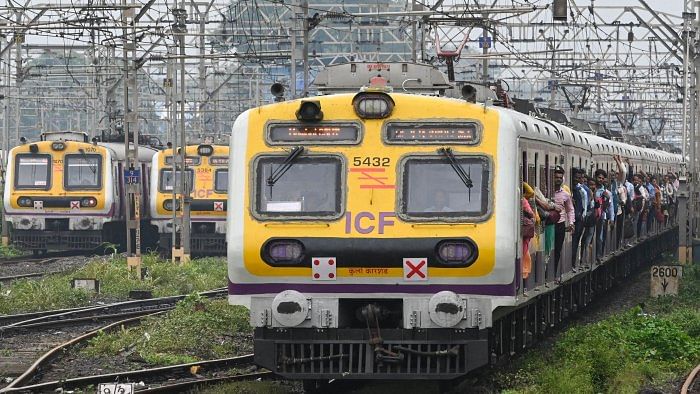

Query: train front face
228;92;518;380
3;140;113;251
150;144;229;255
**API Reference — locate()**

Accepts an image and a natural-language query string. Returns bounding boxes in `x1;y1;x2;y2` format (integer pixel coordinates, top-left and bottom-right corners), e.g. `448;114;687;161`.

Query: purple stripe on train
228;280;516;296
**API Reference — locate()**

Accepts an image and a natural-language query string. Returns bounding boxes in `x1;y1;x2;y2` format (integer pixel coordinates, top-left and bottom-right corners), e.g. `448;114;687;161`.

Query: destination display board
165;155;202;166
385;123;480;144
209;156;229;166
268;123;360;144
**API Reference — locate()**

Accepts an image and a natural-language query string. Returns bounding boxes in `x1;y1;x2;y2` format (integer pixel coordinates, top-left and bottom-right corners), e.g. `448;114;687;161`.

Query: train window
214;169;228;192
254;155;342;219
160;169;194;193
14;154;51;190
398;155;491;221
64;154;102;190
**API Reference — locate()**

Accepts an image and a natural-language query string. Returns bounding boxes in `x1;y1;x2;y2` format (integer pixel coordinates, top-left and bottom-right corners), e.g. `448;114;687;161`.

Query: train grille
275;342;482;377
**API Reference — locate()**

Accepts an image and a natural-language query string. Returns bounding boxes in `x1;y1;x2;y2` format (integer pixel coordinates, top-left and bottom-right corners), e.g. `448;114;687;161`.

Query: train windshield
65;154;102;189
15;154;51;190
215;170;228;192
401;156;490;220
255;156;341;218
160;169;194;193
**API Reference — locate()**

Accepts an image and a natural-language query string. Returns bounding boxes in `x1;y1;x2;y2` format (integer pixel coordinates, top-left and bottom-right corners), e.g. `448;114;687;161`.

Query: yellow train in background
3;132;158;253
149;144;229;255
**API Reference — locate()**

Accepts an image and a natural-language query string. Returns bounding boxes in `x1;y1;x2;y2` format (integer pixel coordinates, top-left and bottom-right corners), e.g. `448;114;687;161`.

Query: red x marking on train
70;201;80;210
405;260;426;279
213;201;224;211
349;168;395;189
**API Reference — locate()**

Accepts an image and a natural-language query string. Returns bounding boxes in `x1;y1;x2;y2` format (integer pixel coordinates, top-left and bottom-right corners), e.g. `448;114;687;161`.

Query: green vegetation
200;382;294;394
83;295;251;365
0;254;226;314
502;264;700;394
0;244;23;258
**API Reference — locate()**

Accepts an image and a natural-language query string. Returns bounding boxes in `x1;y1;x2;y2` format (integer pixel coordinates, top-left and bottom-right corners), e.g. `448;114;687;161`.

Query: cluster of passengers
521;155;679;286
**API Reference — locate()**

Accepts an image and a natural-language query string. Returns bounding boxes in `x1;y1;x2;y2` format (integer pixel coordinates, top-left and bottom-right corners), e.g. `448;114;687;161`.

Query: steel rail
2;354;256;393
135;371;275;393
681;363;700;394
0;314;153;392
0;288;227;333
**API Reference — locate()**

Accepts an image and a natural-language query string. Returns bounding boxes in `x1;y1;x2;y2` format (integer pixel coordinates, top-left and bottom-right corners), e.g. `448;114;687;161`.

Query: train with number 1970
227;63;681;386
3;131;158;253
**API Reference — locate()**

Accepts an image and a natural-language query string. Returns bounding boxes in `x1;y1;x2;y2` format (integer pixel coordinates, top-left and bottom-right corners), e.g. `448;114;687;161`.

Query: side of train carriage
227;65;681;382
150;144;229;256
3;132;159;253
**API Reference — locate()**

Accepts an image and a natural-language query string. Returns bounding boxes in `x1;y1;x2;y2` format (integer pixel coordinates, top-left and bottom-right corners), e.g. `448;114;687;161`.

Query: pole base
127;256;142;272
172;247;190;264
1;236;8;247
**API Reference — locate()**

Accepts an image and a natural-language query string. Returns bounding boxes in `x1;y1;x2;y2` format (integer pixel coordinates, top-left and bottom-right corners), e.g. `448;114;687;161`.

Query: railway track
2;349;263;393
682;363;700;394
0;287;227;333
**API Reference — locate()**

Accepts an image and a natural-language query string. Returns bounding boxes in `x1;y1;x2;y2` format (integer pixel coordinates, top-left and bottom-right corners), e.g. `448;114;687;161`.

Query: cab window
399;155;491;221
215;169;228;192
254;155;342;219
160;169;194;193
64;154;102;189
15;154;51;190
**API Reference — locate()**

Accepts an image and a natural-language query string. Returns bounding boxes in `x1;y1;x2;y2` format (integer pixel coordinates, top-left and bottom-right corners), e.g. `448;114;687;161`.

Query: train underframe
158;221;227;256
253;227;677;382
10;220;158;253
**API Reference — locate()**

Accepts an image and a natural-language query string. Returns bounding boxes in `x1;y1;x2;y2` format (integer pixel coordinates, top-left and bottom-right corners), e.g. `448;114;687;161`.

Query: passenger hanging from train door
571;168;590;272
641;170;656;234
632;173;649;239
552;167;574;282
582;176;598;265
613;156;628;248
533;186;556;279
593;169;614;260
521;183;536;285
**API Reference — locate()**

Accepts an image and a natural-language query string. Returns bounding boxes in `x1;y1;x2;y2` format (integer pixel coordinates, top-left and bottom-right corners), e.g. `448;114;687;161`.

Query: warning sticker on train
213;201;224;211
70;201;80;210
403;258;428;281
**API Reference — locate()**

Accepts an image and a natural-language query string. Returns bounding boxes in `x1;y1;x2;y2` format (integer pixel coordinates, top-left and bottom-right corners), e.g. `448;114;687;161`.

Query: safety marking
403;258;428;281
312;257;336;281
213;201;224;211
349;168;395;189
70;201;81;210
33;201;43;210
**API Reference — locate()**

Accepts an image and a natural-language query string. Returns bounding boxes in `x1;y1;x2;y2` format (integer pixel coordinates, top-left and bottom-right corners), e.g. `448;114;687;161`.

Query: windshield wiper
267;146;305;187
438;147;473;201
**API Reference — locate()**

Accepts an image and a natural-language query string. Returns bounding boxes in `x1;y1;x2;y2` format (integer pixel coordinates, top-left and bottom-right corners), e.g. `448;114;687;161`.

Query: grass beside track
82;295;251;365
0;245;23;258
501;263;700;394
0;254;227;314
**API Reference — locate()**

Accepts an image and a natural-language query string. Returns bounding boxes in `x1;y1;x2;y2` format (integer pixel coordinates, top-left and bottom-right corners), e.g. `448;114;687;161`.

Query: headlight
81;197;97;207
17;197;33;207
352;92;394;119
264;239;304;265
163;199;181;211
436;240;478;266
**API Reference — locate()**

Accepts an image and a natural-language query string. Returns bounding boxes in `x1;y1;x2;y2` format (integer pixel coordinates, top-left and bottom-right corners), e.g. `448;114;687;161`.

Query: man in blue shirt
594;169;615;259
642;171;656;233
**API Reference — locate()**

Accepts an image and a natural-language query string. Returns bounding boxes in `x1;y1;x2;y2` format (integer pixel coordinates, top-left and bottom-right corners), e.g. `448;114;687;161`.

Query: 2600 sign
651;266;681;278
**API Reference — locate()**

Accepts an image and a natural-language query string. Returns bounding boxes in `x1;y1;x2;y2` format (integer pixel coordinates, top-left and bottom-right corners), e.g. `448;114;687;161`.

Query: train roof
98;142;158;162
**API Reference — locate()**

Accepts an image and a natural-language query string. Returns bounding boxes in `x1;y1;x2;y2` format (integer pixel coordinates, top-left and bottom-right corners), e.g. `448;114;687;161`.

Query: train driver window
255;155;342;218
65;154;102;189
15;154;51;190
214;169;228;192
399;155;490;220
160;169;194;194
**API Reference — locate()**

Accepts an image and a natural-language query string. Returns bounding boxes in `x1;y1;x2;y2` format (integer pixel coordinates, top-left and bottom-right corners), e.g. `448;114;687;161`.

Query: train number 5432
353;157;390;167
